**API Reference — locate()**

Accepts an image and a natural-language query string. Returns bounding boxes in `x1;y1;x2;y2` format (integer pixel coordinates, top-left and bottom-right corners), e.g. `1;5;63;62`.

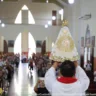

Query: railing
0;17;62;25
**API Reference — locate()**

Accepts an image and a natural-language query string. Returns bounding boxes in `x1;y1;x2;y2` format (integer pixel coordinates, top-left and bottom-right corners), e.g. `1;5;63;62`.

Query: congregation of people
0;52;51;95
0;53;20;95
0;51;95;96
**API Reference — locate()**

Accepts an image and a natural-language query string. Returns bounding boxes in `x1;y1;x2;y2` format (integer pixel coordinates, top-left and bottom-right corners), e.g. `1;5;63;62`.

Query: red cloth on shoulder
57;76;77;84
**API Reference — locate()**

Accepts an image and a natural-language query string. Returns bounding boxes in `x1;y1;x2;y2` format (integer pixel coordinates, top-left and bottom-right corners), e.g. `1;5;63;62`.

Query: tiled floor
8;62;38;96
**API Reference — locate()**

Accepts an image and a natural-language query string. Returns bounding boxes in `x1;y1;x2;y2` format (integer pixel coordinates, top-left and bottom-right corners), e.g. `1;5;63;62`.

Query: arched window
15;5;35;24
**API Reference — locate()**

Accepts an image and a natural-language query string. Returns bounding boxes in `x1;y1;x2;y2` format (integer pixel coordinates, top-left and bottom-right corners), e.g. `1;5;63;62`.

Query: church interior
0;0;96;96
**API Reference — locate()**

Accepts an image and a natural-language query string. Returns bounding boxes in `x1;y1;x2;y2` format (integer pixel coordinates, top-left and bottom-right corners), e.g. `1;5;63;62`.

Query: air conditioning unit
79;14;91;20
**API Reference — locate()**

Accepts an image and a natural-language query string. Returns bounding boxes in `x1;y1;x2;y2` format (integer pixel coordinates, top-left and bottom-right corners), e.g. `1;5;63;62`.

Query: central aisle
8;62;38;96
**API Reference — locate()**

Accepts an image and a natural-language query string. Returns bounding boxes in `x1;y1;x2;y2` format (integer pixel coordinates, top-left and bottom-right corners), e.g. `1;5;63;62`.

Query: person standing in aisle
45;24;90;96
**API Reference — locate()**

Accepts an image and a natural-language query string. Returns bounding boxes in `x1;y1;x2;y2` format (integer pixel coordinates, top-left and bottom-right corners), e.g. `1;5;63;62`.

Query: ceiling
2;0;68;8
32;0;68;7
2;0;18;1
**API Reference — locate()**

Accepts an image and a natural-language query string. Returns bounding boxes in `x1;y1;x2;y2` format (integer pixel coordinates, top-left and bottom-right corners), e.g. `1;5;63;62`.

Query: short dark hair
60;60;76;77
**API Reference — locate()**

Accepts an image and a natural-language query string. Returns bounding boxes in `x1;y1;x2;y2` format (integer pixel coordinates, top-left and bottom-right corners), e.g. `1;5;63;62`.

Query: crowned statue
50;20;79;62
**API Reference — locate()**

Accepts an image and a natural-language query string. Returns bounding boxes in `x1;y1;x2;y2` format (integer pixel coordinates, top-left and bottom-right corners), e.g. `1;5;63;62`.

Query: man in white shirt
45;60;90;96
45;25;90;96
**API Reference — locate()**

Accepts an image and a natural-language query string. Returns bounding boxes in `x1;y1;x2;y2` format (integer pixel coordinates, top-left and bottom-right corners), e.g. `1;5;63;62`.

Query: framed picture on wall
8;40;14;47
85;37;91;47
81;37;84;47
36;40;42;48
91;36;95;47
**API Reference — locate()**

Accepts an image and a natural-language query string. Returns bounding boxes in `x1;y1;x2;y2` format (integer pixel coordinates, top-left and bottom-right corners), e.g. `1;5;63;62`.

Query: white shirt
0;61;4;66
45;66;90;96
94;71;96;75
94;76;96;82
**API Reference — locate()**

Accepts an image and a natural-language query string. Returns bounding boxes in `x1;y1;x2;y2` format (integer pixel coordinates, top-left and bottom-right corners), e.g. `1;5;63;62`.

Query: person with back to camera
45;24;90;96
29;59;33;71
45;60;89;96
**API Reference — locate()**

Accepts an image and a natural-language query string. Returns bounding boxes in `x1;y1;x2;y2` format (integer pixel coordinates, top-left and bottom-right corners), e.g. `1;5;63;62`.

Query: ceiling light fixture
0;20;1;23
52;16;56;20
1;23;5;27
46;0;48;3
59;9;64;21
1;0;3;2
45;24;48;28
59;9;63;15
48;21;51;25
68;0;74;4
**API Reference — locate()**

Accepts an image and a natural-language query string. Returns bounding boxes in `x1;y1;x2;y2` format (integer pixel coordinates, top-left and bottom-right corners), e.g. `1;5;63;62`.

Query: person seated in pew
34;78;49;96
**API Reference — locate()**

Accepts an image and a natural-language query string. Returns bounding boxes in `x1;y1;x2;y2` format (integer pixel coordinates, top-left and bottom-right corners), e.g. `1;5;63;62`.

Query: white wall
64;0;96;57
0;36;4;52
80;0;96;56
0;24;61;52
64;1;81;53
21;32;28;52
0;1;62;25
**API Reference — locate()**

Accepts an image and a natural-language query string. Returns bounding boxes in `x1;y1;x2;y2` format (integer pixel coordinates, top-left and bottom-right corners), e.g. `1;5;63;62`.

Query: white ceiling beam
56;0;68;7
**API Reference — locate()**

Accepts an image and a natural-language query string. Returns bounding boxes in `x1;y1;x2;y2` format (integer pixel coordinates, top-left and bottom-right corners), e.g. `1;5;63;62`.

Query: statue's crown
62;20;68;26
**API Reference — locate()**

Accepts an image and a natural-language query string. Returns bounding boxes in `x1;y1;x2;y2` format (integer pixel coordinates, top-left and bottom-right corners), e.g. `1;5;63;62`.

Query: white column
88;47;91;61
84;47;87;68
0;36;4;52
48;38;52;52
46;37;52;52
46;37;48;52
21;32;28;56
22;10;28;24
